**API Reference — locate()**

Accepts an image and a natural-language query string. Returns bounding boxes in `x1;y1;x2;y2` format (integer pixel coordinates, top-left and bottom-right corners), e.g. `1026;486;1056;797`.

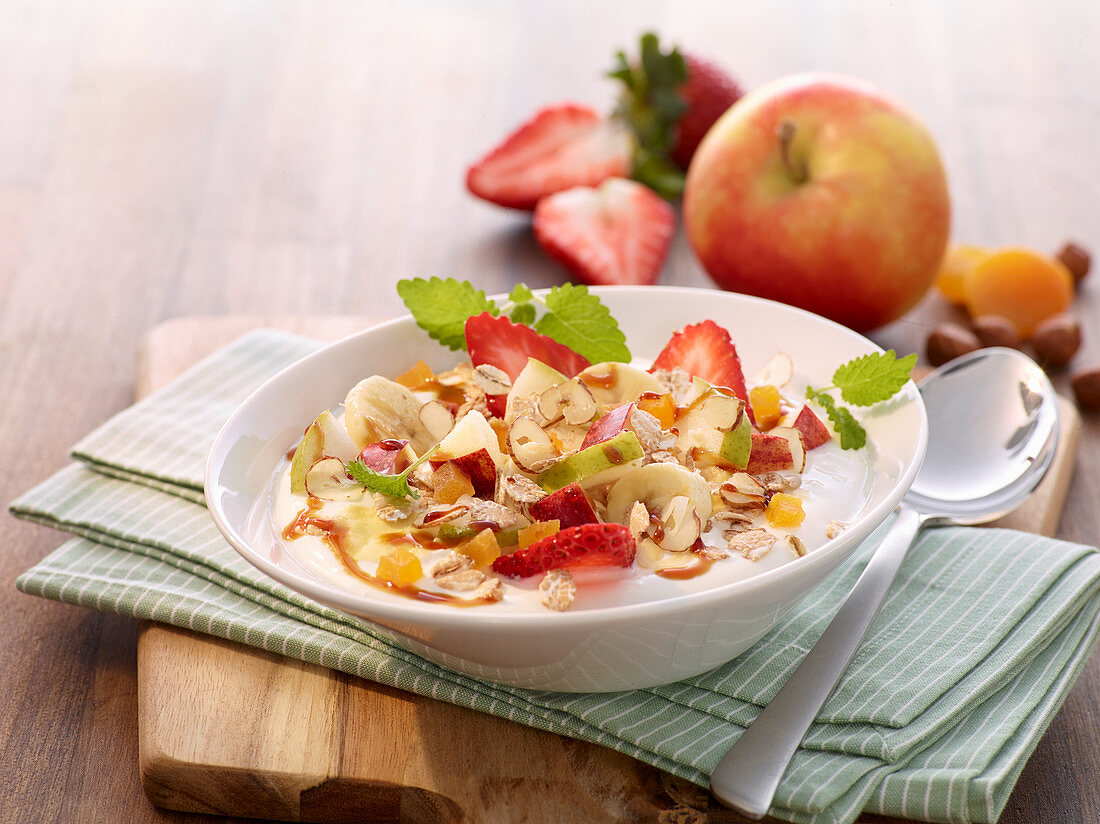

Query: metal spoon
710;347;1060;819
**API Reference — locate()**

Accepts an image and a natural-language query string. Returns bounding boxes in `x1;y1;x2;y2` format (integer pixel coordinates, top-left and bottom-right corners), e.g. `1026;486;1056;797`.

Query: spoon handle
709;506;924;819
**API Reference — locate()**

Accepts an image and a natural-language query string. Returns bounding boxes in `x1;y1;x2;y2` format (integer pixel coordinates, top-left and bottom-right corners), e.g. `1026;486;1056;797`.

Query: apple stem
776;119;808;184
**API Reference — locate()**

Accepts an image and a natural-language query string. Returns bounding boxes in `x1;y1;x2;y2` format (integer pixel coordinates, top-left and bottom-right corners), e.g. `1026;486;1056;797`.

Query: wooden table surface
3;1;1098;822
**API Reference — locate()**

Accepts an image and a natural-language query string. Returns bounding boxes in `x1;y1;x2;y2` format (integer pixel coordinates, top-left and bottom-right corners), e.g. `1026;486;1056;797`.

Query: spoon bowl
711;347;1060;818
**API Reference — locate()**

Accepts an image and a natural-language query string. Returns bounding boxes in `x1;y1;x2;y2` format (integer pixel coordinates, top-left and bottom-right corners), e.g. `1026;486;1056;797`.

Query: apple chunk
431;448;498;498
357;439;415;474
746;427;806;474
289;410;360;494
528;483;599;528
536;431;645;492
791;404;831;450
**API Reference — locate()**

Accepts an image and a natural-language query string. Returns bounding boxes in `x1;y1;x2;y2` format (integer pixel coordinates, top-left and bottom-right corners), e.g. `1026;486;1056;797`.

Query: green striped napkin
12;330;1100;824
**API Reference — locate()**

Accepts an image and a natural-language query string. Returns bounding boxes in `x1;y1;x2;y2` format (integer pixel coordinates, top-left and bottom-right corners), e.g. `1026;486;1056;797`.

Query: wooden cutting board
135;316;1081;824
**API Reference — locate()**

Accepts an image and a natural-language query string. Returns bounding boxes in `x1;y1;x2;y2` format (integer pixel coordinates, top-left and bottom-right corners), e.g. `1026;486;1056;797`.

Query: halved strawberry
649;320;748;403
466;104;632;211
491;523;636;578
533;178;675;286
465;313;590;417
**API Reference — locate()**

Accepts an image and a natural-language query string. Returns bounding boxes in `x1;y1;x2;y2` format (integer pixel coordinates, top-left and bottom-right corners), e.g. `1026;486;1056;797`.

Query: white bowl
205;287;927;692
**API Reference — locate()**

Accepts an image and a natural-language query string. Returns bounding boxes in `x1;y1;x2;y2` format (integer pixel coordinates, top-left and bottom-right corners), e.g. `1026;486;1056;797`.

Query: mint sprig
806;350;916;451
397;278;631;364
346;446;439;500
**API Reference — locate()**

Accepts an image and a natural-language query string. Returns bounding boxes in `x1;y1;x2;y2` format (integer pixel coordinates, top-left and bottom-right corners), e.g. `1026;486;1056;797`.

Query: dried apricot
395;359;434;389
935;245;988;305
963;248;1074;337
518;520;560;548
457;528;501;567
637;392;676;429
430;462;474;504
765;493;805;528
749;385;782;430
377;547;423;587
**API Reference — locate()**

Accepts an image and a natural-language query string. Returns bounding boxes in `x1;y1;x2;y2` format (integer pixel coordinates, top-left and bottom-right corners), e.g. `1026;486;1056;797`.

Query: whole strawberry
671;53;744;169
610;33;743;195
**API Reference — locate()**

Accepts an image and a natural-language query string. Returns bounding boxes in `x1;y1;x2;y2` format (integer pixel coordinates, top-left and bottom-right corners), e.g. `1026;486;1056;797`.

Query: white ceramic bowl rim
205;286;928;631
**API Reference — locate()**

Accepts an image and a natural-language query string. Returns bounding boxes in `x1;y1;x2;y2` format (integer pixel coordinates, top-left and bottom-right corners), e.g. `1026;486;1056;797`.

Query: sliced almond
561;380;598;425
304;457;365;501
435;568;487;592
418;400;455;441
507;417;558;472
779;534;807;558
771;427;806;473
750;352;793;388
473;363;512;395
417;503;470;526
724;473;766;497
536;384;566;425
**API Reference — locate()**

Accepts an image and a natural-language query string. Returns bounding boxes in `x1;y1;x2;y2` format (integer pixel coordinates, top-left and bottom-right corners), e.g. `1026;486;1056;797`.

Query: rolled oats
539;568;577;611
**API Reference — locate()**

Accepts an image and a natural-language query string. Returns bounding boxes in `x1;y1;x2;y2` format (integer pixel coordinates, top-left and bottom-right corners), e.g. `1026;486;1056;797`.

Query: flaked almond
417;503;470;526
654;495;701;552
750;352;793;388
771;427;806;473
305;457;365;501
435;568;487;591
473;363;512;395
779;534;807;557
419;400;455;441
507;417;558;472
723;473;766;497
561;380;598;425
536;384;566;425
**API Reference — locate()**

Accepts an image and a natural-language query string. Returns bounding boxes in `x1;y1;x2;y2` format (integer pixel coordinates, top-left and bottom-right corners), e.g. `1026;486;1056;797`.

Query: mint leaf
397;277;499;351
832;350;917;407
807;389;866;451
346;445;439;500
509;283;534;304
509;303;536;326
534;283;631;364
346;460;419;499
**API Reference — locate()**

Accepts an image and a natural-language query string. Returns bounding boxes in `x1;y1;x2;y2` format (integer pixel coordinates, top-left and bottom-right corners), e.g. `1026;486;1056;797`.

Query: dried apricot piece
935;245;988;305
377;547;423;587
637;392;676;429
518;519;561;548
457;528;501;567
963;248;1073;337
749;385;782;431
431;462;475;504
395;359;434;389
765;493;805;528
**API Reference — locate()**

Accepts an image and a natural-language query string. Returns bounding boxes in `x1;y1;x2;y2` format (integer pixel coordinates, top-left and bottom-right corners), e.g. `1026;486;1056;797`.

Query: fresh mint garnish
397;278;631;363
346;446;439;500
807;350;916;450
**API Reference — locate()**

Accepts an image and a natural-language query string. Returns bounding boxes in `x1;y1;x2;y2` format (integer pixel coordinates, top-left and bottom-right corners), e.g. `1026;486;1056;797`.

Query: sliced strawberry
670;54;744;169
491;523;636;578
649;320;748;403
466;104;632;211
533;178;675;286
465;313;590;417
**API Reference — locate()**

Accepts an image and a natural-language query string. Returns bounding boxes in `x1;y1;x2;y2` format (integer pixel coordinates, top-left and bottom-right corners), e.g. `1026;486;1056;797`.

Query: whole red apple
683;74;950;332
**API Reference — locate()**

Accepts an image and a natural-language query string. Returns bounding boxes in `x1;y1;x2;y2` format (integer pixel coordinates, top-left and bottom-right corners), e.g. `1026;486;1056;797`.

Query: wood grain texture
133;316;1083;824
1;0;1097;822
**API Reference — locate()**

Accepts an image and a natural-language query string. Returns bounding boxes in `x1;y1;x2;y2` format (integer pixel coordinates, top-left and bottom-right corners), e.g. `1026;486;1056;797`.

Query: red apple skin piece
357;439;413;474
683;74;950;332
527;483;599;529
580;402;636;449
792;405;831;450
746;433;795;474
430;448;498;498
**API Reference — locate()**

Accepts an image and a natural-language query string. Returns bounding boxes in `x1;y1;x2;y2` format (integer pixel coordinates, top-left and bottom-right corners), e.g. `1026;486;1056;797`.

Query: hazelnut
1056;241;1091;284
926;323;980;367
1030;314;1081;369
1071;367;1100;410
971;315;1020;349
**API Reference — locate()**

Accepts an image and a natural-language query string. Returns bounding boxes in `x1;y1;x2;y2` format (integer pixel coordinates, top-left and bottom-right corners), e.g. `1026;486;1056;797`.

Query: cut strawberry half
465;313;590;417
466;104;632;211
533;178;675;286
492;523;636;578
649;319;748;403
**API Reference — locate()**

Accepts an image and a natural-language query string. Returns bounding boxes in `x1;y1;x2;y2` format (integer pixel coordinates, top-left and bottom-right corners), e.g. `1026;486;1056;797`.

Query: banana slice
344;375;433;454
605;463;712;551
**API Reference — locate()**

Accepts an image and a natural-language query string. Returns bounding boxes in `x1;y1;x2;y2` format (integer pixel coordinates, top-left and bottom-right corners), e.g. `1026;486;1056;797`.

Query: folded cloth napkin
13;330;1100;824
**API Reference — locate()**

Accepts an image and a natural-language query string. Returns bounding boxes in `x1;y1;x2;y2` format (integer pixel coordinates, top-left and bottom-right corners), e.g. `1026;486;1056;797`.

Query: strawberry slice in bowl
533;178;675;286
650;319;749;403
466;104;632;211
465;312;590;417
492;523;636;578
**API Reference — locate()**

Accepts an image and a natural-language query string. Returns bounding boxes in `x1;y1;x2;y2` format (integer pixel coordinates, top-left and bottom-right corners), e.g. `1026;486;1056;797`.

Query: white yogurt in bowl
207;287;925;691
